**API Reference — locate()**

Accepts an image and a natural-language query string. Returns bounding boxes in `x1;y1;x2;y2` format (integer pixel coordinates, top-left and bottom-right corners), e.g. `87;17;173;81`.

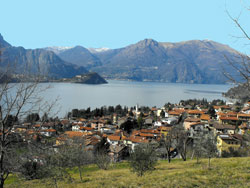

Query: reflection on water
40;80;231;117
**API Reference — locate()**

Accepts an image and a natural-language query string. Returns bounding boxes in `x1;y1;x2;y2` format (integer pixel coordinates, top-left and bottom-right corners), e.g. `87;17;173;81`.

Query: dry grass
6;157;250;188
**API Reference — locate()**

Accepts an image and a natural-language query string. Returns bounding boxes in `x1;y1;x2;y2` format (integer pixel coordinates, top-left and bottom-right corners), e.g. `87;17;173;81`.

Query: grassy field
6;157;250;188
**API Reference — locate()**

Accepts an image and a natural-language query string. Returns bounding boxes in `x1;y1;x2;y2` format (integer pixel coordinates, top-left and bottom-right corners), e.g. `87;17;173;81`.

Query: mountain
88;39;239;84
55;46;102;69
55;38;240;84
0;34;89;79
88;47;110;53
0;34;11;48
4;34;240;84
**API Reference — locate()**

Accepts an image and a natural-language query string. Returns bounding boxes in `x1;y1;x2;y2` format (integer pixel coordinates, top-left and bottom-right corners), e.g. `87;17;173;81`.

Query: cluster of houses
11;101;250;160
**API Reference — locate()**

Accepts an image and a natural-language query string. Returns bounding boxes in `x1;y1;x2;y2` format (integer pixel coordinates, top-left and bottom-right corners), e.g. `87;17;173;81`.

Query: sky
0;0;249;53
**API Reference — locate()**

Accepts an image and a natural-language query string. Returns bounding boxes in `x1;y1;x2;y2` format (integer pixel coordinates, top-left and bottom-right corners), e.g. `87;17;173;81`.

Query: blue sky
0;0;249;53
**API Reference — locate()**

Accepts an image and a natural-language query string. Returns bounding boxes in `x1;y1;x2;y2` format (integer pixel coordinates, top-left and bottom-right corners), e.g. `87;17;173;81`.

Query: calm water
40;80;231;117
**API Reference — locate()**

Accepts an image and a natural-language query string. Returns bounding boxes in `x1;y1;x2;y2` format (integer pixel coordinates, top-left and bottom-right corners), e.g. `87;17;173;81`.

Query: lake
41;80;231;118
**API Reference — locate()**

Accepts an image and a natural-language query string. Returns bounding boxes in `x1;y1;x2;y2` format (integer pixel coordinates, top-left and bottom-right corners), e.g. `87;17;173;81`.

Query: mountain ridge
1;34;241;84
0;34;107;84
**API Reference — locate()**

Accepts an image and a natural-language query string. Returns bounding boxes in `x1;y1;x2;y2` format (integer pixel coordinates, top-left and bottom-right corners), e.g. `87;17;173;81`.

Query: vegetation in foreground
5;157;250;188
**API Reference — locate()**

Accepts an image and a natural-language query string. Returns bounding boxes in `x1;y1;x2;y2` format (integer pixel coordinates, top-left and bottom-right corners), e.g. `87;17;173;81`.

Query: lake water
41;80;231;118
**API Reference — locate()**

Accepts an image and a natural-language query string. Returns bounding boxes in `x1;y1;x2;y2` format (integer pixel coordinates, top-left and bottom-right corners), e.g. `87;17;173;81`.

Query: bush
222;147;249;157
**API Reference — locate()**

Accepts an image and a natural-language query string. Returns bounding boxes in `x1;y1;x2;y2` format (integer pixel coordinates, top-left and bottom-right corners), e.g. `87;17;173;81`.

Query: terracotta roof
200;114;210;121
184;117;201;122
78;118;87;122
238;113;250;118
172;108;185;112
187;110;204;114
140;129;160;134
168;111;182;115
40;129;56;132
220;116;238;121
226;111;238;117
33;124;41;128
107;135;121;141
139;133;154;137
65;131;85;138
80;127;94;131
190;122;205;126
214;105;231;109
217;112;226;116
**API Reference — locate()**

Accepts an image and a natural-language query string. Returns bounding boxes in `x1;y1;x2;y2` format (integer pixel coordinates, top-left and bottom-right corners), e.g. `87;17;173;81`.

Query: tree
172;124;190;161
137;113;144;129
0;54;58;187
59;138;93;182
207;106;216;119
223;5;250;102
129;144;157;177
120;119;137;134
161;129;174;163
95;153;111;170
160;110;165;118
192;132;205;164
202;133;218;168
26;113;40;123
94;137;111;170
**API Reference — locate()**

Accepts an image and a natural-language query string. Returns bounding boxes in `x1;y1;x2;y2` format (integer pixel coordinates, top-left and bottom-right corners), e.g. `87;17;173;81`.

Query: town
12;98;250;162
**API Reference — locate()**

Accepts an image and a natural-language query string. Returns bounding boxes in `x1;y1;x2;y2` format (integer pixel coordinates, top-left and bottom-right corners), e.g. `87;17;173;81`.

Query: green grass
6;157;250;188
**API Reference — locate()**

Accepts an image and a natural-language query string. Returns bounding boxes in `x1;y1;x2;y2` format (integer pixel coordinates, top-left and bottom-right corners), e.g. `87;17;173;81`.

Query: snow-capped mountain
88;47;110;53
44;46;75;54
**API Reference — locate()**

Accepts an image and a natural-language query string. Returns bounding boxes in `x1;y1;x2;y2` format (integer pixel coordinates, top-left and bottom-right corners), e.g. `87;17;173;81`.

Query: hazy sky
1;0;249;53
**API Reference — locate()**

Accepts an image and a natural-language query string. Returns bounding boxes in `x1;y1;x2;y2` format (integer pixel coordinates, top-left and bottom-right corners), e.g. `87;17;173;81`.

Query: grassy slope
6;157;250;188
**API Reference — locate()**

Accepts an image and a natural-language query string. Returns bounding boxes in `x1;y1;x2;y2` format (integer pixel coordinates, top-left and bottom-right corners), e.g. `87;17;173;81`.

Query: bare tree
172;124;190;161
223;4;250;102
192;132;206;164
0;50;58;187
161;129;174;163
202;133;218;168
65;137;93;181
94;137;111;170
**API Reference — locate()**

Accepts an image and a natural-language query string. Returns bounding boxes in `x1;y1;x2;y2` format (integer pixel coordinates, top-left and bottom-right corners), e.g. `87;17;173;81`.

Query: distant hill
53;38;241;84
71;72;108;84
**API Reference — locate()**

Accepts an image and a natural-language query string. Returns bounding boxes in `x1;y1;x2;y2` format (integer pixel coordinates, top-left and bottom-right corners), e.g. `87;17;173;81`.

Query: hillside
53;38;241;84
6;157;250;188
223;83;250;102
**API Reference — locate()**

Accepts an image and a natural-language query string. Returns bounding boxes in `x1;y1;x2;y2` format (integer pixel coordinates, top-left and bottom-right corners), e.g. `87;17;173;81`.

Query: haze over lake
42;80;231;117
